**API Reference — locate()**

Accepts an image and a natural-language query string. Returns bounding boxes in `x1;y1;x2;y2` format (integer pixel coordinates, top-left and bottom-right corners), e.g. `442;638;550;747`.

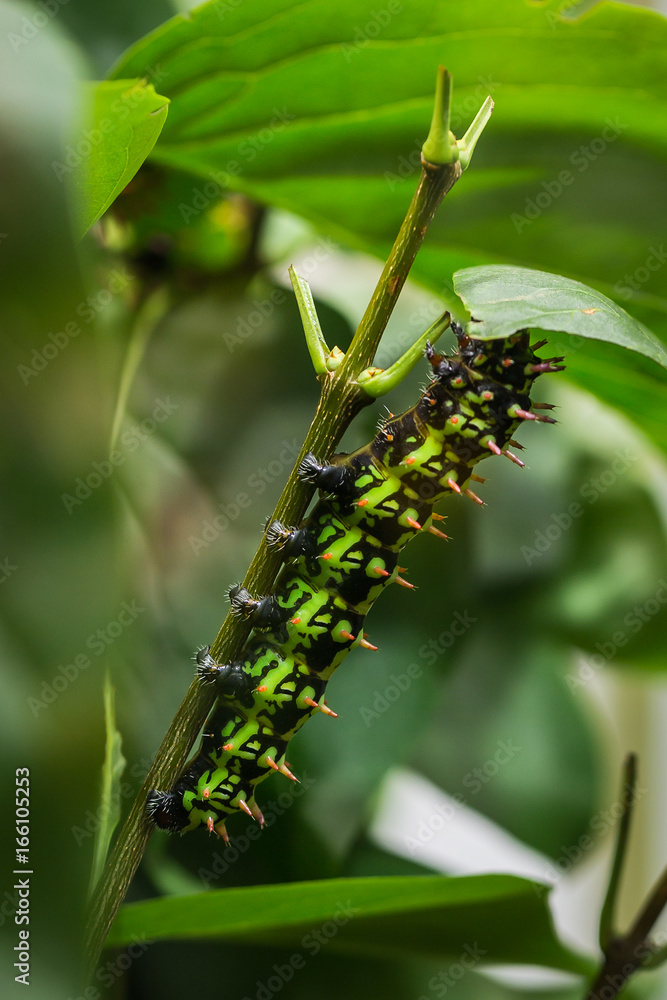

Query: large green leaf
107;873;591;975
453;265;667;367
72;79;169;237
107;0;667;449
108;0;667;322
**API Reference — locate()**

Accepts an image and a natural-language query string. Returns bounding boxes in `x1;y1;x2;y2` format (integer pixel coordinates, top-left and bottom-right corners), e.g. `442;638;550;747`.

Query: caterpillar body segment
148;332;559;835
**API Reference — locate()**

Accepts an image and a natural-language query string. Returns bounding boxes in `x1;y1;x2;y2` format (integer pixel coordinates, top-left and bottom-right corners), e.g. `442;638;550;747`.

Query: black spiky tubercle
146;789;191;832
148;330;561;837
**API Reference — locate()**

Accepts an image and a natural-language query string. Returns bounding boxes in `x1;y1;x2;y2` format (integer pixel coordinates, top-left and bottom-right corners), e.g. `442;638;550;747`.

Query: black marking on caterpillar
148;331;562;838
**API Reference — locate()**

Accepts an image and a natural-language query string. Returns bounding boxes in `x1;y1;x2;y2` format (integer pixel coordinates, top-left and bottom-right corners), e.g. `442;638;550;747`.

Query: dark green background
1;1;666;998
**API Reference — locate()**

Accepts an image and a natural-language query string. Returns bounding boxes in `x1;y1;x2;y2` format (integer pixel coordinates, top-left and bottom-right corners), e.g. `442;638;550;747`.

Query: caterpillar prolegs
147;324;563;839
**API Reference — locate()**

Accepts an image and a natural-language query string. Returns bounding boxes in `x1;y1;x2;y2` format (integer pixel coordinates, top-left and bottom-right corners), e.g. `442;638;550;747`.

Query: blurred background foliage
1;0;666;998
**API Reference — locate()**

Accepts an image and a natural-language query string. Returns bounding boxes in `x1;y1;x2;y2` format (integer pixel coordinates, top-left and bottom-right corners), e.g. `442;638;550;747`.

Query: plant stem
109;287;170;453
626;866;667;958
582;755;667;1000
83;154;462;978
598;753;638;951
337;157;461;383
583;882;666;1000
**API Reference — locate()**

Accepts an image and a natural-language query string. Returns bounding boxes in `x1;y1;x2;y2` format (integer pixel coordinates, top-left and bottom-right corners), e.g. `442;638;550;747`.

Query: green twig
288;266;330;375
457;96;495;169
598;753;638;951
421;65;455;165
83;69;493;981
109;287;169;453
358;311;451;397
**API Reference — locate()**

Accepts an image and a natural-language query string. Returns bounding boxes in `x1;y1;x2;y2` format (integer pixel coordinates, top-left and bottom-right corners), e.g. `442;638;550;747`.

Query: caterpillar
147;323;563;839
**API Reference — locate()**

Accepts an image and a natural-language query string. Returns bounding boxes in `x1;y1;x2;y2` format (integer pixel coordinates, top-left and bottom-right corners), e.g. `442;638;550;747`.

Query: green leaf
73;79;169;238
452;265;667;367
107;873;591;975
108;0;667;325
107;0;667;449
545;337;667;454
89;675;126;896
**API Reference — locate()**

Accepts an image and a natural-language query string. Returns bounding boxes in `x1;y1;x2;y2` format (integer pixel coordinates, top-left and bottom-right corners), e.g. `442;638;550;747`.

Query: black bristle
146;790;189;832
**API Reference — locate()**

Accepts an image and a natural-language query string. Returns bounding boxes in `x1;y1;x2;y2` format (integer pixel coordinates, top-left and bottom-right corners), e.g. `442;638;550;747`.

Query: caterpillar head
428;326;557;396
146;789;190;833
147;756;233;833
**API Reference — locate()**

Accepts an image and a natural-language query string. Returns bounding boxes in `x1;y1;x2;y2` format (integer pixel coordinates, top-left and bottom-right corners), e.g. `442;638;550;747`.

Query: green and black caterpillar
147;323;563;839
